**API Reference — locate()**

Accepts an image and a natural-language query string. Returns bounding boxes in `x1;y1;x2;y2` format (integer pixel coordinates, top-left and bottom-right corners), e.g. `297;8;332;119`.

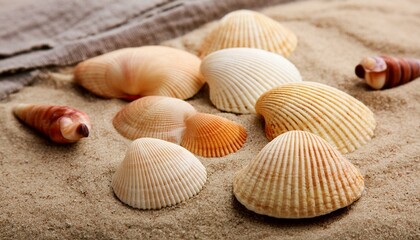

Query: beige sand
1;0;419;239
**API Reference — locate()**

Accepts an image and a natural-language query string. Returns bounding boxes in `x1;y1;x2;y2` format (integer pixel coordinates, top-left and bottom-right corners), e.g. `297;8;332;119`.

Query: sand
1;0;419;239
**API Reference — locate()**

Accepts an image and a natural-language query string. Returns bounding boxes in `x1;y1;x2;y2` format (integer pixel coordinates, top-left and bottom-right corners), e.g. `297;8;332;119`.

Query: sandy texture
1;0;419;239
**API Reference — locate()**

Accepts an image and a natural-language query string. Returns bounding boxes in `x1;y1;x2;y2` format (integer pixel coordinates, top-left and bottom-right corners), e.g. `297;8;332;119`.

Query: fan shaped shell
74;46;204;100
113;96;247;157
233;130;364;218
201;48;302;113
198;10;297;58
255;82;376;154
112;138;207;209
113;96;196;143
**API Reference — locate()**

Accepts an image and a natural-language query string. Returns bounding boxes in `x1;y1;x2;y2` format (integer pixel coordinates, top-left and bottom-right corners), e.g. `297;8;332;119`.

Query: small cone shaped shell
255;82;376;154
112;138;207;209
233;131;364;218
74;46;204;100
201;48;302;114
13;104;91;144
181;113;247;157
113;96;197;142
198;10;297;58
355;56;420;90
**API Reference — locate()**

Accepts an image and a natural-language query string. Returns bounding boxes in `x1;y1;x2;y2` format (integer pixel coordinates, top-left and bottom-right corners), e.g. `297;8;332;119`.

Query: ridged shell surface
201;48;302;113
112;138;207;209
113;96;197;142
255;82;376;154
113;96;247;157
233;131;364;218
74;46;204;100
198;10;297;58
181;113;247;157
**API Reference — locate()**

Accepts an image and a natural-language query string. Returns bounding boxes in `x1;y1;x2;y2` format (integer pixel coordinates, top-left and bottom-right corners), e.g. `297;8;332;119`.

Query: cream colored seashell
64;46;204;100
113;96;196;143
113;96;247;157
255;82;376;154
112;138;207;209
201;48;302;114
13;104;91;144
233;130;365;219
198;10;297;58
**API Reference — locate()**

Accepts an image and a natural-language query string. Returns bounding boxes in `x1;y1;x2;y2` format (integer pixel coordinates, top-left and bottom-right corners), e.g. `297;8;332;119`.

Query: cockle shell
73;46;204;100
355;56;420;90
13;104;91;143
255;82;376;154
198;10;297;58
233;130;365;219
112;138;207;209
200;48;302;114
113;96;247;157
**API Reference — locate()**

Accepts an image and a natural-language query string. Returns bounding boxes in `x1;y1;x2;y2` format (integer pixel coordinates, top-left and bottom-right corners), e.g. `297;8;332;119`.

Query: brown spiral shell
355;56;420;90
13;104;91;144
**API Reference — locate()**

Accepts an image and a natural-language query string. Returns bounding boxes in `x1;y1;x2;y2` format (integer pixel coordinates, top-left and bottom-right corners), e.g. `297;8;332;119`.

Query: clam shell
181;113;247;157
112;138;207;209
233;130;364;218
113;96;196;143
198;10;297;58
201;48;302;114
355;56;420;90
13;104;91;144
255;82;376;154
113;96;247;157
74;46;204;100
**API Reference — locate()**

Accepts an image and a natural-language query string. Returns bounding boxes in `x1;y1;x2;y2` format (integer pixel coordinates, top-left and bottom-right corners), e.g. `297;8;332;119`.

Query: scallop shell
181;113;247;157
201;48;302;114
355;56;420;90
113;96;196;143
73;46;204;100
255;82;376;154
112;138;207;209
198;10;297;58
13;104;91;144
233;130;365;219
113;96;247;157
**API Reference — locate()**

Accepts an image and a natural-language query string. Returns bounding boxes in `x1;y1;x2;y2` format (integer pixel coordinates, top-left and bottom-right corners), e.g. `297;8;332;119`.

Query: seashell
255;82;376;154
198;10;297;58
233;130;365;219
355;56;420;90
181;113;247;157
113;96;247;157
13;104;91;143
112;138;207;209
51;46;204;100
201;48;302;114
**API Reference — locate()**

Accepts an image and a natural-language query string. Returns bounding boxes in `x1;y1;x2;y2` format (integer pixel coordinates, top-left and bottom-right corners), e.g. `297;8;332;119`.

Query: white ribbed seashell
233;130;365;218
255;82;376;154
198;10;297;58
112;138;207;209
201;48;302;113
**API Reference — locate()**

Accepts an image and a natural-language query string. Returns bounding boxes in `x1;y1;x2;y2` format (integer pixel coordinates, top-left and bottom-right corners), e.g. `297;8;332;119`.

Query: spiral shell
255;82;376;154
112;138;207;209
201;48;302;114
233;131;364;218
355;56;420;90
198;10;297;58
73;46;204;100
13;104;91;143
113;96;247;157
